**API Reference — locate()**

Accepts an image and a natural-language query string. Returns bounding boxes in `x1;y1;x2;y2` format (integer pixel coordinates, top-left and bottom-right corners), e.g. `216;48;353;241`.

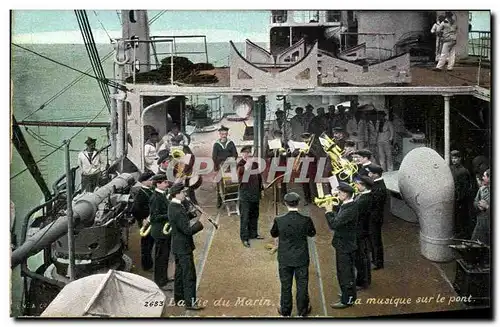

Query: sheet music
287;140;308;152
328;176;339;192
268;138;282;150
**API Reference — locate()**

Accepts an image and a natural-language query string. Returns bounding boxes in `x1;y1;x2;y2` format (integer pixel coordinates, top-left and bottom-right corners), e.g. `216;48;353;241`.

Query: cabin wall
356;11;429;60
356;11;469;60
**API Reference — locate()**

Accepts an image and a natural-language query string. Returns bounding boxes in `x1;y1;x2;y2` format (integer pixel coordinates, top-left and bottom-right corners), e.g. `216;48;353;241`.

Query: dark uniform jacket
356;162;371;177
325;201;358;253
131;186;153;225
371;179;387;223
270;211;316;267
308;114;329;136
212;139;237;170
169;200;196;255
149;189;170;239
450;164;472;202
237;159;262;202
354;192;373;238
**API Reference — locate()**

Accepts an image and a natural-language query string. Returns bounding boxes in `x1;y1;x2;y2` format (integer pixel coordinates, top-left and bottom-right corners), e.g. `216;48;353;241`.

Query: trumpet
314;194;341;207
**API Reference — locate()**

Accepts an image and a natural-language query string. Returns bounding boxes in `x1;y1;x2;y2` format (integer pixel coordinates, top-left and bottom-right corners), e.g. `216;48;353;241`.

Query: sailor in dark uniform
149;174;172;290
353;175;374;289
450;150;473;238
352;149;373;177
271;192;316;317
131;171;155;271
212;125;238;207
324;183;358;309
237;145;263;247
168;183;205;310
366;164;387;270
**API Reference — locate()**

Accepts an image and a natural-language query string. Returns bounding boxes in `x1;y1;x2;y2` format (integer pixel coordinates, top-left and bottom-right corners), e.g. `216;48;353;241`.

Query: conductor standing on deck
324;183;358;309
271;192;315;317
366;164;387;270
131;171;155;271
149;174;172;290
212;125;238;208
238;145;263;248
169;183;205;310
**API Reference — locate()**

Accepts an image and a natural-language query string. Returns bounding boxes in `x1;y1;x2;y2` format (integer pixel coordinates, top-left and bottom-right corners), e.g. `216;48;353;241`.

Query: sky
11;10;491;44
11;10;271;43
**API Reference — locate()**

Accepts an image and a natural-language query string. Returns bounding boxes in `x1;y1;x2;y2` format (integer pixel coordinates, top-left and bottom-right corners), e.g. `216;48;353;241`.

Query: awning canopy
41;270;166;317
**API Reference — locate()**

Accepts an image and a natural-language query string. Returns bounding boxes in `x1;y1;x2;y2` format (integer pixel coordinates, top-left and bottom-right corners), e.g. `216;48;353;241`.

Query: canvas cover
41;270;166;317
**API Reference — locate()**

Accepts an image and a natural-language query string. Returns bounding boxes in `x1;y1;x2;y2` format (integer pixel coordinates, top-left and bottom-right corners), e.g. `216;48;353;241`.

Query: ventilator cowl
398;147;455;262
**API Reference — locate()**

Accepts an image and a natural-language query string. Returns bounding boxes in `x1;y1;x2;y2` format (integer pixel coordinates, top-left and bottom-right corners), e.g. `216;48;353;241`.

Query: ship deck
127;63;490;101
124;118;480;318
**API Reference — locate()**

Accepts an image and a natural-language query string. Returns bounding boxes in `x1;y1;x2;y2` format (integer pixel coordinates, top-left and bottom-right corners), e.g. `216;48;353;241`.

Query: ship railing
271;10;342;25
468;30;490;86
121;35;209;85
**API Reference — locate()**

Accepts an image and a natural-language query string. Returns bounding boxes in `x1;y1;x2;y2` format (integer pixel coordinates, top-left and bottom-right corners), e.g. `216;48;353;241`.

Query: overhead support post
443;95;451;165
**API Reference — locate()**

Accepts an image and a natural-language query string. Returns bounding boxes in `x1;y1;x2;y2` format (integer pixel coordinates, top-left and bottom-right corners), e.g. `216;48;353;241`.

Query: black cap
218;125;229;132
284;192;300;203
138;171;155;182
333;126;344;132
84;137;96;145
150;131;159;137
157;149;170;165
305;103;314;109
275;110;285;116
301;132;312;139
345;140;356;147
355;149;372;159
450;150;461;157
295;107;304;111
241;145;252;153
151;174;168;183
366;164;383;175
337;182;355;194
169;182;185;196
273;129;283;136
355;175;374;187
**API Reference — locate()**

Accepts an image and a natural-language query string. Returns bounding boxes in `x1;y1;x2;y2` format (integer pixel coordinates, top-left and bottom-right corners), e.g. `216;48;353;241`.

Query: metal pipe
64;140;76;281
109;85;117;162
140;97;175;170
444;95;451;165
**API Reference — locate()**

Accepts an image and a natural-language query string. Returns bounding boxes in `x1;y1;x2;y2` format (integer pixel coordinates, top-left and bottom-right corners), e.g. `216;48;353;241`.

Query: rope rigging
92;10;113;43
75;10;111;113
10;105;108;181
20;51;115;122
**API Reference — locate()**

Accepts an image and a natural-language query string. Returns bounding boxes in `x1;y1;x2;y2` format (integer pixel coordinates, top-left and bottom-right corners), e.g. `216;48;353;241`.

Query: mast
112;10;151;164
